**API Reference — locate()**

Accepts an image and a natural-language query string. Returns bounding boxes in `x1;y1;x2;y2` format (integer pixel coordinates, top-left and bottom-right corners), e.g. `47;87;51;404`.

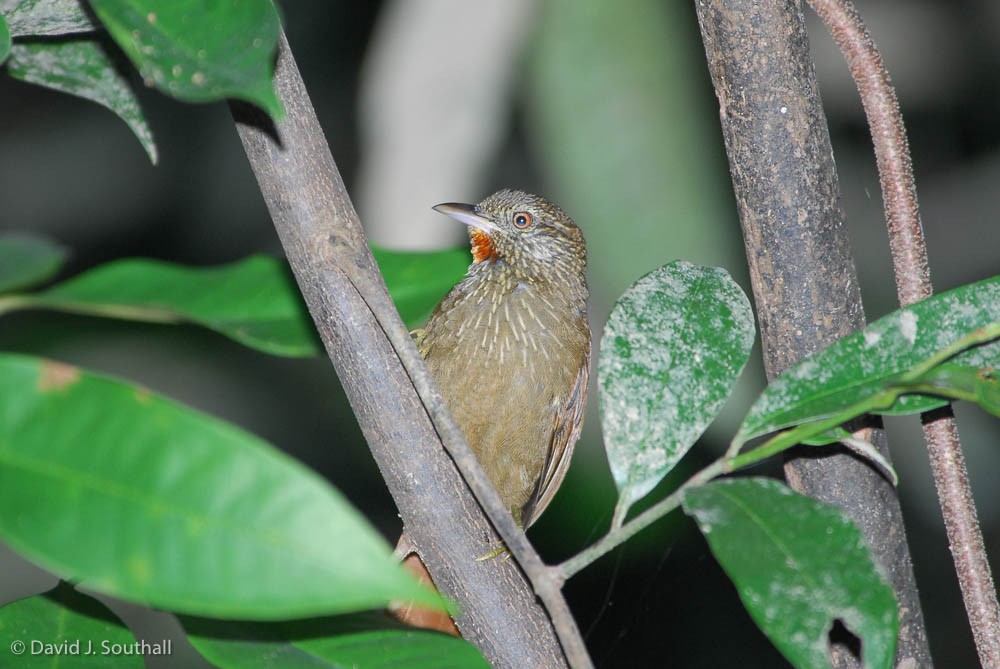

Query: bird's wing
522;335;591;528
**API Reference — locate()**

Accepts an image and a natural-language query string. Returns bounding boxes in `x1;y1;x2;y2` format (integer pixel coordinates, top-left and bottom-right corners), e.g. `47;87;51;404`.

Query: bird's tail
389;531;461;636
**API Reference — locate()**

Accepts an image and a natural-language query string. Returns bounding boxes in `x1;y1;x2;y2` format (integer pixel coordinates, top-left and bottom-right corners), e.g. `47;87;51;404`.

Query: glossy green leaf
6;37;157;163
0;583;142;668
88;0;282;118
184;613;489;669
599;261;754;519
0;13;10;63
684;478;898;669
371;246;468;328
0;0;95;37
0;233;68;294
21;256;319;356
0;247;468;355
0;353;443;619
736;275;1000;446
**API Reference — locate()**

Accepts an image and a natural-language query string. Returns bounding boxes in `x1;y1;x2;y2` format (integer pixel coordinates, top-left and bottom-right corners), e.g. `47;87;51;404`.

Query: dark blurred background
1;1;998;667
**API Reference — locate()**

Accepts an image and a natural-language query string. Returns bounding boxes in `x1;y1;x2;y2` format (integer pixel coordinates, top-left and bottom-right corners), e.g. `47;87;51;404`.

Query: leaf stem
727;392;896;471
609;499;628;531
558;458;728;580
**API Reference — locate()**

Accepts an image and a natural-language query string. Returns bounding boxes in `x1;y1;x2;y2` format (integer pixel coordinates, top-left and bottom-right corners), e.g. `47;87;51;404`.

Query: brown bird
420;188;591;528
395;188;590;632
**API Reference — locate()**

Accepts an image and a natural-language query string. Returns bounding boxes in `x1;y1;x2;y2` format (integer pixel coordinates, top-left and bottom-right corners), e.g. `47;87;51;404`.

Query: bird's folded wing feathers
522;338;591;528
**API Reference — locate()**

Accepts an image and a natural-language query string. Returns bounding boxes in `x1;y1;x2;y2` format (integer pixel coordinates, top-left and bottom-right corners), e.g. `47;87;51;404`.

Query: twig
230;30;590;669
559;459;727;581
807;0;1000;664
561;380;904;579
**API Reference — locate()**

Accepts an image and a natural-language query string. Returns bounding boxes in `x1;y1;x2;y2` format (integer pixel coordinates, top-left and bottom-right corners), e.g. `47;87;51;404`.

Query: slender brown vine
807;0;1000;664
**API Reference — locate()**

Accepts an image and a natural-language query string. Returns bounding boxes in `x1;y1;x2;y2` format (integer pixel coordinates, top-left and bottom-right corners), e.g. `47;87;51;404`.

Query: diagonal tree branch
229;30;590;669
807;0;1000;664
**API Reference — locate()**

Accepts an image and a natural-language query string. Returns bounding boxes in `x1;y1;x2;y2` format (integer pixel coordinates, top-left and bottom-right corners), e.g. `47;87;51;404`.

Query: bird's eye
513;212;532;229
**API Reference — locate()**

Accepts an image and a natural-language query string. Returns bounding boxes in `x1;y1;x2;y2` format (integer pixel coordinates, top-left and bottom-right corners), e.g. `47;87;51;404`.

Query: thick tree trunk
693;1;932;666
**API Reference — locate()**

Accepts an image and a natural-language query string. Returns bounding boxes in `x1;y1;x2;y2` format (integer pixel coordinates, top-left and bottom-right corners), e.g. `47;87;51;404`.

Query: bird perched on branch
395;188;591;632
421;188;590;527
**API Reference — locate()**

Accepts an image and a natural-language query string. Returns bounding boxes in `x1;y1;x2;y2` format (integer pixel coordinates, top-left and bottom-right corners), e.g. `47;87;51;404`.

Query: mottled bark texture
693;1;931;666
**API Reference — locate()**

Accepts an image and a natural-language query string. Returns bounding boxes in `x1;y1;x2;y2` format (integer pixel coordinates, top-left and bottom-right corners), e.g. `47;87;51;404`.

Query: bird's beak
432;202;499;233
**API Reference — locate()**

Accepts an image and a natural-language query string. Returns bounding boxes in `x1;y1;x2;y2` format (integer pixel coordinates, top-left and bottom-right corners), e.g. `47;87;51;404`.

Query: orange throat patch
470;229;497;263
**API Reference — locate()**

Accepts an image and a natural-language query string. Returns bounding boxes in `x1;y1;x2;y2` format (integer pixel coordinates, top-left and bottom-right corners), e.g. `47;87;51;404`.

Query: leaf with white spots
0;0;96;37
735;275;1000;448
599;261;754;521
0;353;444;619
88;0;282;118
6;36;158;163
683;478;898;669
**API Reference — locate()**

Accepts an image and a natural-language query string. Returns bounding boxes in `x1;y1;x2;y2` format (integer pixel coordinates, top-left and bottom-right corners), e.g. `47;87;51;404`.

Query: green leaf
184;613;489;669
0;583;142;668
6;37;157;163
0;13;10;63
683;478;898;669
88;0;282;118
20;255;320;357
599;261;754;520
0;353;443;619
372;246;468;328
736;275;1000;446
0;0;95;37
0;233;68;294
1;247;467;355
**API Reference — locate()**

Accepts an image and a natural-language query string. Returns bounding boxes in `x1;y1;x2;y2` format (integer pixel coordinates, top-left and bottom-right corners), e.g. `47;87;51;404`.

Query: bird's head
433;189;586;286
